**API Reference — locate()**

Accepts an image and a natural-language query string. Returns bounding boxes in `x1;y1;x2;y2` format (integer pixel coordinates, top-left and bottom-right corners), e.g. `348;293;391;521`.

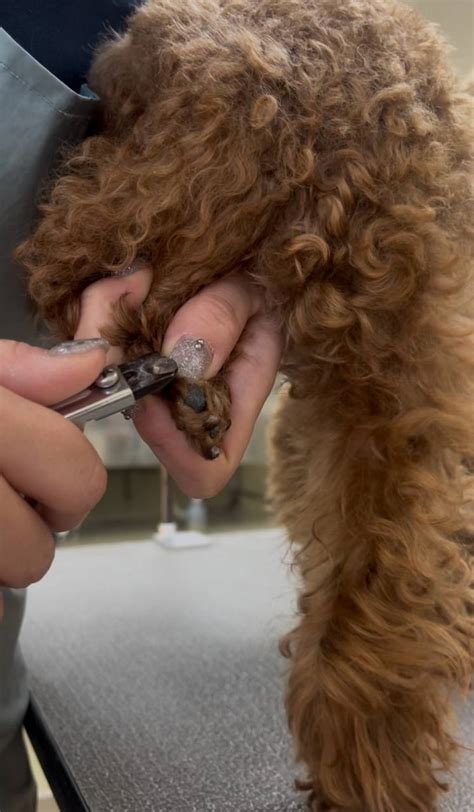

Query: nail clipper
52;353;178;427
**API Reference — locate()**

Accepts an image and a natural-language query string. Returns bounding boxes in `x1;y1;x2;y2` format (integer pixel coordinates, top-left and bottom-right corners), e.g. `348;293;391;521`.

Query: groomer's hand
76;266;282;498
0;339;109;592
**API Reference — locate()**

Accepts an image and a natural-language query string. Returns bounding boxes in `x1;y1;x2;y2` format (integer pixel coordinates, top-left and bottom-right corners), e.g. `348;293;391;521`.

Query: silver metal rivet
95;368;119;389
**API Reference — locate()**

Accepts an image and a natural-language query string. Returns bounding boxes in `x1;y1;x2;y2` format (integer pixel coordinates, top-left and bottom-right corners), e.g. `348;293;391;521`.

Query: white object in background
153;521;212;549
186;498;207;533
154;467;212;549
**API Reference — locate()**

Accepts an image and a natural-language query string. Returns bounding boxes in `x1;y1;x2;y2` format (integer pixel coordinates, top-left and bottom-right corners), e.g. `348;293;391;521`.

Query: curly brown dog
17;0;474;809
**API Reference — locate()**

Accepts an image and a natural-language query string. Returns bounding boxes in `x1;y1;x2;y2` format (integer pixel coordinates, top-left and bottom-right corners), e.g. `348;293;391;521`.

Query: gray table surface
21;530;473;812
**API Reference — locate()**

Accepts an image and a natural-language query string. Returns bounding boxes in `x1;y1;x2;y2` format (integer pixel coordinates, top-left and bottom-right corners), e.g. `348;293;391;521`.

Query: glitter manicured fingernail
113;261;141;278
169;336;213;379
49;338;110;356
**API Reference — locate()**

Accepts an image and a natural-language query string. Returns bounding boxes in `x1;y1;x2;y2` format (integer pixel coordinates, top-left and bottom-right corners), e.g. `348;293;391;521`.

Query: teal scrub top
0;28;99;343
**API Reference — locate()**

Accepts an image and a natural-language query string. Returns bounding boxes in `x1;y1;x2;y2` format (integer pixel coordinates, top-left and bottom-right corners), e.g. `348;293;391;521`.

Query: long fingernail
112;260;141;278
169;336;213;379
49;338;110;356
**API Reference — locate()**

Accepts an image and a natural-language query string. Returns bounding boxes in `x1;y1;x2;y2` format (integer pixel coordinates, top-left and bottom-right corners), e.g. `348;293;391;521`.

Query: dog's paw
167;376;231;459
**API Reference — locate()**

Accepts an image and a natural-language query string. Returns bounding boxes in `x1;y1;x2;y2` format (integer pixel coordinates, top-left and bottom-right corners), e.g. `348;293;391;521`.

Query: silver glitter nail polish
100;261;141;279
169;335;213;379
113;261;140;278
49;338;110;356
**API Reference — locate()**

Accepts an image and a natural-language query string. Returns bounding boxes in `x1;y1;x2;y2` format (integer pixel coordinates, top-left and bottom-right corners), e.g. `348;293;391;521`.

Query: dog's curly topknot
17;0;473;809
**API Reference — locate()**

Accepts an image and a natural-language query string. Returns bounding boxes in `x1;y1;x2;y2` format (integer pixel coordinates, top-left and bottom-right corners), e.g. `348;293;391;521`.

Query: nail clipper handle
53;367;135;427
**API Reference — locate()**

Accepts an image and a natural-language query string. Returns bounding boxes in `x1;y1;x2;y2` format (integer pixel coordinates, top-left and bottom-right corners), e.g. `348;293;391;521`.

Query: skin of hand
0;340;109;606
75;266;283;498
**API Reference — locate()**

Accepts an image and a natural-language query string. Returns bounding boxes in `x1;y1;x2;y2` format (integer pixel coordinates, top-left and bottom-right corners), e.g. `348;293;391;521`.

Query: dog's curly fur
17;0;474;808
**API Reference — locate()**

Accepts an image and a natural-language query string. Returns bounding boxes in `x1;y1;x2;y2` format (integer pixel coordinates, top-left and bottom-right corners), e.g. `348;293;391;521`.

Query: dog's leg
270;390;473;812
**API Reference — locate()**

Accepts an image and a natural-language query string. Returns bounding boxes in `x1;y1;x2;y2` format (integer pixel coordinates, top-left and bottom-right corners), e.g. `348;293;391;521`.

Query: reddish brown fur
17;0;474;808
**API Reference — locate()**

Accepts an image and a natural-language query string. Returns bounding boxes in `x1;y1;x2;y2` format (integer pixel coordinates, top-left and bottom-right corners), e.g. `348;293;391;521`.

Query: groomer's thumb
0;338;109;406
75;264;153;362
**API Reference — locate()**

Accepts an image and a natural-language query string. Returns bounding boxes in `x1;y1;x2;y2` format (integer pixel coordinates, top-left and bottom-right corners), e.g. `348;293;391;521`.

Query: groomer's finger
134;313;282;497
0;476;56;588
0;386;107;531
0;339;109;405
222;313;282;454
162;276;262;379
75;265;153;362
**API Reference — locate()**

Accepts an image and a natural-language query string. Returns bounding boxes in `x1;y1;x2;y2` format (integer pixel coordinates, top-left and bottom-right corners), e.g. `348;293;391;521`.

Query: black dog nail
183;383;207;413
208;425;220;439
207;446;220;460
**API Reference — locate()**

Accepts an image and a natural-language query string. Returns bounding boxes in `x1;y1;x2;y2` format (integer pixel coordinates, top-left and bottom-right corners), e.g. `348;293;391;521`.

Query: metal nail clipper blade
52;353;178;427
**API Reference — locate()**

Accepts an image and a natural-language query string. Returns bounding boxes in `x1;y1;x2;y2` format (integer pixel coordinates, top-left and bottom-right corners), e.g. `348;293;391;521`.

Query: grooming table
20;531;473;811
